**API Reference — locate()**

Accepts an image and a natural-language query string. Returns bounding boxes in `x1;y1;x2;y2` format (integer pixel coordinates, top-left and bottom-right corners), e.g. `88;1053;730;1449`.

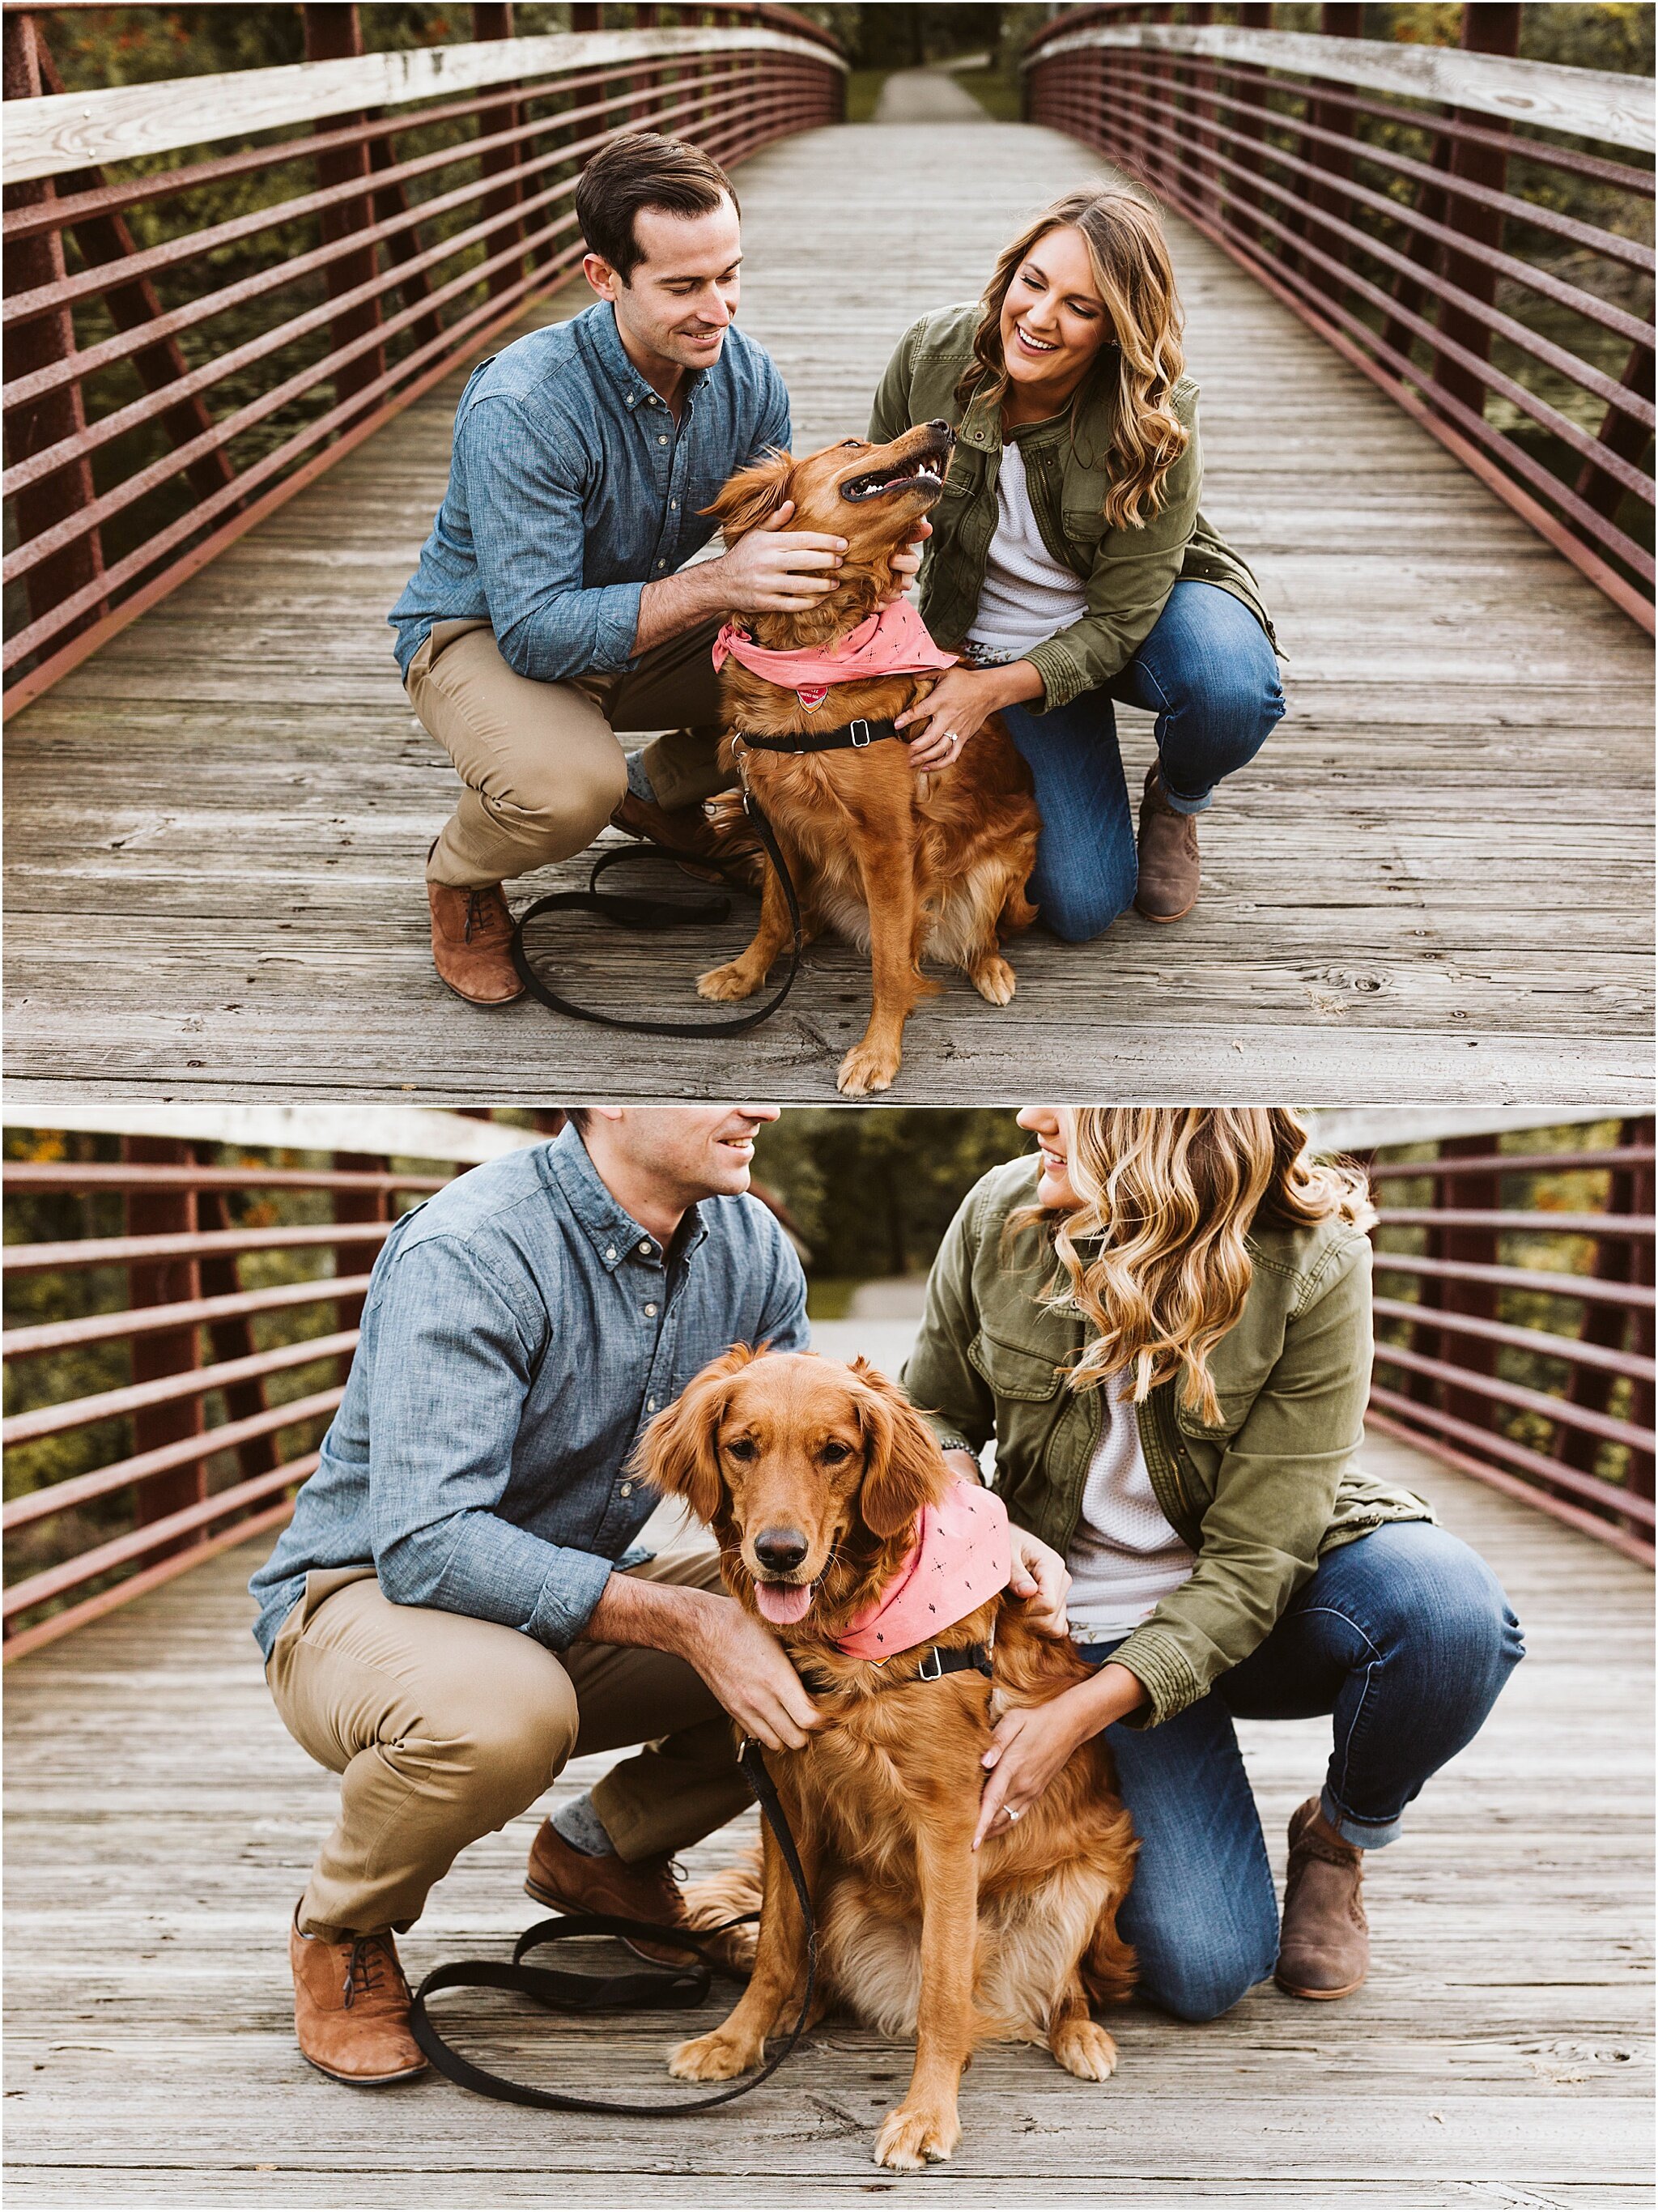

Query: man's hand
1007;1523;1071;1636
580;1573;823;1753
716;498;847;613
679;1592;824;1752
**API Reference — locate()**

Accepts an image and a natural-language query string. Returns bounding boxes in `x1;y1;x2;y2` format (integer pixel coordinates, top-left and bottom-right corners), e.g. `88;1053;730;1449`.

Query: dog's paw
668;2027;763;2082
698;959;763;1002
1050;2018;1117;2082
874;2099;961;2171
836;1040;900;1095
970;953;1017;1006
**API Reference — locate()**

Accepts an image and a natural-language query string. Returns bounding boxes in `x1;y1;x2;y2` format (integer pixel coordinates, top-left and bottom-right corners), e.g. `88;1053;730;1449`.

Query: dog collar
833;1480;1011;1661
733;717;901;756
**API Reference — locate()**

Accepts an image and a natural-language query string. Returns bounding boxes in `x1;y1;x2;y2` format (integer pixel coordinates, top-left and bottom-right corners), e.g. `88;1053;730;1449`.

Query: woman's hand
974;1691;1089;1848
973;1661;1148;1848
880;517;932;606
1007;1523;1071;1637
895;658;1043;773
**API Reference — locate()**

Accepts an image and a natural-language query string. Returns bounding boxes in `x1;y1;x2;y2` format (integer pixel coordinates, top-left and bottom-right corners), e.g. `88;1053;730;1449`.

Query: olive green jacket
900;1158;1431;1728
869;302;1275;713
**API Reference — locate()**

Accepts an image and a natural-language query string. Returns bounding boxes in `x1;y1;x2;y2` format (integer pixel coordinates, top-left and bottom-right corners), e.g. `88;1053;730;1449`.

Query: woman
869;189;1283;938
901;1108;1523;2022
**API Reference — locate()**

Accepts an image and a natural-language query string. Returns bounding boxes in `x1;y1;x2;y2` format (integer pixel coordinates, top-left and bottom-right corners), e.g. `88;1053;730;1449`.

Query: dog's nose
927;418;954;439
755;1527;809;1575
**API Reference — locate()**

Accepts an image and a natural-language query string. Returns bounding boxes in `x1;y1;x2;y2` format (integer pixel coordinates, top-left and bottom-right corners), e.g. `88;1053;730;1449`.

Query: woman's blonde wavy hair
954;187;1190;531
1022;1109;1373;1423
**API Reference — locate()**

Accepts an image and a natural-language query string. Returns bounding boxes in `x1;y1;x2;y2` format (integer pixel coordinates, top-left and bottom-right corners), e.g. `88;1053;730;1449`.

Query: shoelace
463;888;504;943
342;1933;405;2008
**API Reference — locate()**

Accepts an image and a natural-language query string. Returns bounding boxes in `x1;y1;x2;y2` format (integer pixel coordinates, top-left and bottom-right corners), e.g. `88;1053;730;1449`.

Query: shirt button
605;1245;617;1261
657;435;668;445
638;1240;652;1255
620;1481;633;1498
670;500;678;509
644;1303;658;1317
647;1397;658;1412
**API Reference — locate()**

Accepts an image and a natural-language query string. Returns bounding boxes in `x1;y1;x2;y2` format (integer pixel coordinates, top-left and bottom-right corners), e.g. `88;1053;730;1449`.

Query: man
249;1107;821;2085
390;132;919;1007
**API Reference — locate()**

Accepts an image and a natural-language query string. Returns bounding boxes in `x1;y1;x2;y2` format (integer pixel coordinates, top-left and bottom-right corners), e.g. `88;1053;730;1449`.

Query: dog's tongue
755;1580;814;1627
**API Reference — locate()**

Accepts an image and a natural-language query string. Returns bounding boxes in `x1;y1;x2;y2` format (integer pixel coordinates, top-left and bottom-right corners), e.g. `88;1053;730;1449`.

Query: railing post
1551;1117;1656;1533
331;1151;393;1388
1228;5;1274;252
123;1138;203;1549
1291;4;1362;292
1431;2;1522;419
1575;340;1656;522
2;9;108;647
191;1146;276;1482
473;2;525;301
1437;1133;1503;1440
301;5;387;418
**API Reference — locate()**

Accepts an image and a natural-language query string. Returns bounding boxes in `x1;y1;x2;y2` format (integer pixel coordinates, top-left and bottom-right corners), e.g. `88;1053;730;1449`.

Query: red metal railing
1;1137;482;1657
1023;4;1655;632
1359;1118;1655;1566
2;2;845;710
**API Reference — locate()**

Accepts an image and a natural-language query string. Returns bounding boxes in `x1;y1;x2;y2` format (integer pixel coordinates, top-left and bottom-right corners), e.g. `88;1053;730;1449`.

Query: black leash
509;787;804;1038
409;1741;817;2116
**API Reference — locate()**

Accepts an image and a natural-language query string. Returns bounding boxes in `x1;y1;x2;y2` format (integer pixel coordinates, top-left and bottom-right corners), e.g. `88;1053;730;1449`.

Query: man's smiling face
585;196;743;376
611;1106;779;1202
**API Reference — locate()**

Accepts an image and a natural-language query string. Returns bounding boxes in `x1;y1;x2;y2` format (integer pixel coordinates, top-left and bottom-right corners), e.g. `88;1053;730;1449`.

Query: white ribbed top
1065;1368;1197;1644
966;439;1089;657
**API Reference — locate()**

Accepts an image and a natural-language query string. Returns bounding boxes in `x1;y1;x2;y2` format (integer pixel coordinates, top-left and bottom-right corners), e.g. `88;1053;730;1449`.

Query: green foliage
751;1108;1024;1280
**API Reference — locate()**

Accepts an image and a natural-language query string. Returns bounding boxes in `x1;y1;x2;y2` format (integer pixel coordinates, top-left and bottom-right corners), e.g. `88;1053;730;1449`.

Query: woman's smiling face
1017;1105;1081;1210
997;224;1112;400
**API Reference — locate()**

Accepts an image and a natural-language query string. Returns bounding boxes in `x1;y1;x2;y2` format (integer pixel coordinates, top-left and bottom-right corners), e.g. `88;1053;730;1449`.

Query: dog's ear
850;1359;949;1540
636;1344;757;1527
704;449;793;542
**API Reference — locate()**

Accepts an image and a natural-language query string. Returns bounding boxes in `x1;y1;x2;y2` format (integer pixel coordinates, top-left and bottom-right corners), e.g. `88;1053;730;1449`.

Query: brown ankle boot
291;1913;427;2084
1133;764;1201;921
427;874;523;1005
525;1820;754;1976
1275;1797;1369;2000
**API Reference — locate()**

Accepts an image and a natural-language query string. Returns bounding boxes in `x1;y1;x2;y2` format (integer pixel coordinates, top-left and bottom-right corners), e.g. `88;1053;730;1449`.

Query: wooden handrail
1022;2;1656;631
4;23;846;185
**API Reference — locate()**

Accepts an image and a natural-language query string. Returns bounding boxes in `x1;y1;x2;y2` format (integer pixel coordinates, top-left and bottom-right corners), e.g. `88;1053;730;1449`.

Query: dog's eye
724;1436;758;1462
820;1440;852;1465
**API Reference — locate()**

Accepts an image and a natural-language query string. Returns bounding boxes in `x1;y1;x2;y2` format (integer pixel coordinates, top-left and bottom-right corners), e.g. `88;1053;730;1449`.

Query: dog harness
835;1479;1012;1661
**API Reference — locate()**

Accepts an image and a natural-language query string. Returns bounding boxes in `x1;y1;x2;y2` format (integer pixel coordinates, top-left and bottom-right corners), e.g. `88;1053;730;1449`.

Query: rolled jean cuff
1159;775;1212;816
1320;1784;1405;1851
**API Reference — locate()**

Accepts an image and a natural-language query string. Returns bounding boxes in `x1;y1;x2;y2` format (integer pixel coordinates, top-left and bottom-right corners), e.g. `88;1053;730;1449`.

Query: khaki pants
406;616;734;889
266;1543;749;1942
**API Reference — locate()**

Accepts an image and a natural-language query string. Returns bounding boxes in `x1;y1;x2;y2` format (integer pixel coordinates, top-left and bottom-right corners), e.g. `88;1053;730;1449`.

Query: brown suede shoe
290;1913;427;2085
1133;764;1201;921
525;1819;753;1975
427;875;523;1006
1275;1796;1369;2000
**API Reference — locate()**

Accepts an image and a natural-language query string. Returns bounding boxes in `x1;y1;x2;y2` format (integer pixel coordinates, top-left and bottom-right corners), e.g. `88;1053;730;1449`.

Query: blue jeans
998;580;1285;942
1076;1521;1524;2024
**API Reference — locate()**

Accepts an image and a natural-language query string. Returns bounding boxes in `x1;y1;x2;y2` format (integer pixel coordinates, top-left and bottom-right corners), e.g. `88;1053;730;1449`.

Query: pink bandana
712;601;957;709
835;1480;1011;1661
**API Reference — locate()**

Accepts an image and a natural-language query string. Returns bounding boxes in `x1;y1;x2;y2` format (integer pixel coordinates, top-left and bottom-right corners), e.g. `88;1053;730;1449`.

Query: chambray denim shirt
249;1129;808;1660
388;303;790;681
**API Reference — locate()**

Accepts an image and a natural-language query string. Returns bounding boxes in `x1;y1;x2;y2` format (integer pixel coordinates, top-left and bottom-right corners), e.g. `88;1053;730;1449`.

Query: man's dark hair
575;131;738;284
563;1108;593;1137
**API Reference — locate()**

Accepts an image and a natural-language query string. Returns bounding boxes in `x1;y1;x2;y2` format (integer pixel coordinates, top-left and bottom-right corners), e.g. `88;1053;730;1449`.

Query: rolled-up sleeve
366;1239;616;1648
461;395;644;681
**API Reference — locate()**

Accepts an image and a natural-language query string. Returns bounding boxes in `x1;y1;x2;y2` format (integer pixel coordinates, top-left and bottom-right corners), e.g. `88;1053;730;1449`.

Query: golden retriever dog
698;423;1041;1096
639;1346;1137;2172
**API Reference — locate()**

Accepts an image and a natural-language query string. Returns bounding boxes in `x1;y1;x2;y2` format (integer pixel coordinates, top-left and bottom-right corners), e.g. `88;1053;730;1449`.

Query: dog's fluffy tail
681;1836;763;1972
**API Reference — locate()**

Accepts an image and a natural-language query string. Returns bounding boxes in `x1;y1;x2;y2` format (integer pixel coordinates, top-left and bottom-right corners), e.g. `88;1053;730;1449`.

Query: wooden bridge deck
3;1397;1651;2209
3;109;1653;1106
